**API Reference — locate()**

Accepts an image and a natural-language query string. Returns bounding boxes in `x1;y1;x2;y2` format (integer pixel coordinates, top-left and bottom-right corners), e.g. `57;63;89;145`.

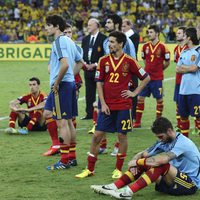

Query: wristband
136;158;147;166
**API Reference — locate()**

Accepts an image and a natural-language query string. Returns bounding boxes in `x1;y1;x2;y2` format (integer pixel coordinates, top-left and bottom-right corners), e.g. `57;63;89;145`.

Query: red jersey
142;41;170;80
18;92;47;118
174;44;188;84
95;53;148;110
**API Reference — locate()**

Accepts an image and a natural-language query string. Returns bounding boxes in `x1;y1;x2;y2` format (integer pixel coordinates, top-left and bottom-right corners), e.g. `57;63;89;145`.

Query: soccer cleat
5;127;18;134
91;183;117;195
88;125;95;134
112;169;122;179
75;169;94;178
43;145;60;156
17;127;28;135
110;147;119;157
99;148;108;154
132;123;141;128
107;186;133;200
46;160;70;170
69;159;78;167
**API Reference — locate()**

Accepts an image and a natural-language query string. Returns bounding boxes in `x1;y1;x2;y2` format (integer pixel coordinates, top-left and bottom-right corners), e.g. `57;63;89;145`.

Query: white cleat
90;183;117;195
107;186;133;200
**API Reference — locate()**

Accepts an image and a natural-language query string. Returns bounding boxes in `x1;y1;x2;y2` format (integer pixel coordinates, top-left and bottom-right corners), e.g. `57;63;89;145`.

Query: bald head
87;18;100;35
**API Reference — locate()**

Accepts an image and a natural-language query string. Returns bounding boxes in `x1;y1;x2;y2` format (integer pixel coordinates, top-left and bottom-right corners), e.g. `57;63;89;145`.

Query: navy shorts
178;94;200;118
155;171;197;195
95;109;132;134
139;80;163;99
173;84;180;103
44;82;77;120
18;115;47;131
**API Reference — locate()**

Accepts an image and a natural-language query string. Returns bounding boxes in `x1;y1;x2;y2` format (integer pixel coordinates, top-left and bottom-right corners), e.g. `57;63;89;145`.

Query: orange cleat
43;145;60;156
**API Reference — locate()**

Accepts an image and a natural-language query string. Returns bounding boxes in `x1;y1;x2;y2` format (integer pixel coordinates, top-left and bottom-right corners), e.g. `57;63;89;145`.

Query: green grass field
0;61;199;200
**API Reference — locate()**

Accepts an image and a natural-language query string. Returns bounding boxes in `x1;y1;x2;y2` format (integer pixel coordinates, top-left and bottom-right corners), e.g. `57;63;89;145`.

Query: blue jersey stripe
55;36;63;59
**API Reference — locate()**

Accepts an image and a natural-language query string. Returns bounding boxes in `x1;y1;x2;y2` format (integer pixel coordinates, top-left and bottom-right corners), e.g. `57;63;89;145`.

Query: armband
136;158;147;166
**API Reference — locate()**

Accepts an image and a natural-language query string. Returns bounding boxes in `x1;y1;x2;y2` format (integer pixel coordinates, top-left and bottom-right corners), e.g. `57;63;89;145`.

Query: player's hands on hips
101;103;110;115
121;90;135;98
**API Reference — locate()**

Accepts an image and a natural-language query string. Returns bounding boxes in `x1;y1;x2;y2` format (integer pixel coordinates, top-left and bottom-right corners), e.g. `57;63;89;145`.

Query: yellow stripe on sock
181;130;189;133
125;171;135;182
60;150;69;153
136;110;143;113
70;147;76;151
54;93;62;120
142;174;152;185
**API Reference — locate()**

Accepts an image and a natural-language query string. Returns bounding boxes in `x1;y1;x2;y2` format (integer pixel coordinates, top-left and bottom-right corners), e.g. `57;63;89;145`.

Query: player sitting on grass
91;117;200;199
5;77;47;135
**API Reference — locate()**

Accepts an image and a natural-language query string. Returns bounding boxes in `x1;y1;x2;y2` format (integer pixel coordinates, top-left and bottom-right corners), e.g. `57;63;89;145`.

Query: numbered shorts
95;109;132;134
18;114;47;131
178;94;200;118
44;81;77;120
155;171;197;195
139;80;163;99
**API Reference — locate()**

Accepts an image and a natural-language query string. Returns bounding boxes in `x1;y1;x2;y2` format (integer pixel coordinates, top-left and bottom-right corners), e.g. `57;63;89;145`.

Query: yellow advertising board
0;43;176;61
0;44;51;61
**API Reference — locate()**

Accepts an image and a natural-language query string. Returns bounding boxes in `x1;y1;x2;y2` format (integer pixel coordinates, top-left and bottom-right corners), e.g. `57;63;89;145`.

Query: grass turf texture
0;61;199;200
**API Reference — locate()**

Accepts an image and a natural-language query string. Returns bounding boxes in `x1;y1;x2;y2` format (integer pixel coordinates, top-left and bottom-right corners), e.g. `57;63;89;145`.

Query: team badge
191;55;196;61
105;65;109;73
97;46;101;52
122;62;129;72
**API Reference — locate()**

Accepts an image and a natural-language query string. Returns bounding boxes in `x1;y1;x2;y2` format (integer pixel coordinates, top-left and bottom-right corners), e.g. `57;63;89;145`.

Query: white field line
0;76;175;121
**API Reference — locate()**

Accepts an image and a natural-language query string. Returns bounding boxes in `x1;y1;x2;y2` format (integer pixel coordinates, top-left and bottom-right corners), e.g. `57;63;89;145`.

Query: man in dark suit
81;18;106;119
122;18;140;121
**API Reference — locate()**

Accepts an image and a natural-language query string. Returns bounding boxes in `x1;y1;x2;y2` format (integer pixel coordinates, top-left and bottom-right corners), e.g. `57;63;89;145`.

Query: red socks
100;138;107;149
87;154;97;172
60;144;70;164
9;111;18;128
69;142;76;161
115;153;126;171
180;118;190;137
135;100;144;124
27;111;42;130
156;100;163;118
46;118;60;146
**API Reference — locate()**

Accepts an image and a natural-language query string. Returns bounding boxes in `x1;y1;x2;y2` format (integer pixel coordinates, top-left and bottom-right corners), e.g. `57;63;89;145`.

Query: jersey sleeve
123;37;136;59
130;58;148;80
163;44;170;61
147;141;164;157
17;94;28;104
177;52;184;66
141;44;146;60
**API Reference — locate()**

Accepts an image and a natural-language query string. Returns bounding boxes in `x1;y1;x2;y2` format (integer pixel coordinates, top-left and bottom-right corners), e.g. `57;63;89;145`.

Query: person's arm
129;151;177;168
73;59;85;75
52;57;69;93
121;74;150;98
15;101;45;112
9;99;21;111
176;64;198;74
97;82;110;115
163;60;170;70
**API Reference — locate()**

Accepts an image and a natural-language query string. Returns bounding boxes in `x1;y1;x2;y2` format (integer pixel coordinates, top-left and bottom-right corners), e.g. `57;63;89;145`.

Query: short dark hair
151;117;173;134
109;31;127;48
185;27;199;45
107;14;122;30
148;25;160;33
178;26;186;32
46;15;66;32
29;77;40;85
65;23;72;29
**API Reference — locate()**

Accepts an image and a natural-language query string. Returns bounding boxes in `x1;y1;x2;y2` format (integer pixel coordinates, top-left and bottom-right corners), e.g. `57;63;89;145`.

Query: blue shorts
18;115;47;131
139;80;163;99
44;82;77;120
173;84;180;103
178;94;200;118
155;171;197;195
95;110;132;134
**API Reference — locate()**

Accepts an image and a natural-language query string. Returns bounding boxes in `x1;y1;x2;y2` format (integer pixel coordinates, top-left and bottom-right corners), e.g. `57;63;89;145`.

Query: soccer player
173;27;188;132
176;27;200;137
5;77;47;135
133;25;170;128
44;15;82;170
91;117;200;199
75;31;150;179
